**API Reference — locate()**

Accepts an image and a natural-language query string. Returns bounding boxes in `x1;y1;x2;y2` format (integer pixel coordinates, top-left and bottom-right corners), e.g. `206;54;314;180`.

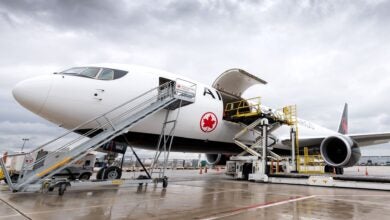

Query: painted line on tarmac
200;195;316;220
0;197;31;220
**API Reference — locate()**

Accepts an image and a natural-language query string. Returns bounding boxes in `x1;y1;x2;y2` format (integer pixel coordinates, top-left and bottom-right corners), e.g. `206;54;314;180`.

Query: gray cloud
0;0;390;156
0;121;66;151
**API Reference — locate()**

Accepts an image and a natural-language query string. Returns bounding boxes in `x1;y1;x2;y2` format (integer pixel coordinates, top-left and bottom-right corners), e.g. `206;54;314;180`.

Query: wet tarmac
1;170;390;219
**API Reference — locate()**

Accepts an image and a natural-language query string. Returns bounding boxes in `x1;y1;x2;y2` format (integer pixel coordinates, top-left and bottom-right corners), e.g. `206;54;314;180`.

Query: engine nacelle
205;154;228;166
320;135;361;168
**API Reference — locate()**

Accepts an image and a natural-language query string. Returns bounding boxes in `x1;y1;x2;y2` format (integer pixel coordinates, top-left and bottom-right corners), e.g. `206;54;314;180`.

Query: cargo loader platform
223;97;390;191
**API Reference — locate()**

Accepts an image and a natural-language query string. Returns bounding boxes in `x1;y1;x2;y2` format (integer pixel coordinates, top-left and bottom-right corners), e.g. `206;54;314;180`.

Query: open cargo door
212;69;267;120
212;68;267;98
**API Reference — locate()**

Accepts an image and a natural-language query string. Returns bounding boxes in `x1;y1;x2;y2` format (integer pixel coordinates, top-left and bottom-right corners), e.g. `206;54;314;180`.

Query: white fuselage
12;64;338;153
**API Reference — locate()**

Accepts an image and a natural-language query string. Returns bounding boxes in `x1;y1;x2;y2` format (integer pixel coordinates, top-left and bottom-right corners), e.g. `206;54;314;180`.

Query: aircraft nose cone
12;76;53;114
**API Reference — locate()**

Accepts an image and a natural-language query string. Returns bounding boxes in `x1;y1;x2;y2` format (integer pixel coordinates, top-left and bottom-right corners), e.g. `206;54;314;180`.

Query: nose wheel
96;166;122;180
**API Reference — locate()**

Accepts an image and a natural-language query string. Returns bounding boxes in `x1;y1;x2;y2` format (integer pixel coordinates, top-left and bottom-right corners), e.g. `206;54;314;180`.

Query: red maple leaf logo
341;119;348;134
203;115;216;129
200;112;218;132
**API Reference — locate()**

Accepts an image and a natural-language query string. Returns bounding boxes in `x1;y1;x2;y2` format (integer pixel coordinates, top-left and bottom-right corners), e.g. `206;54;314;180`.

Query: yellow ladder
300;147;325;174
281;105;301;172
282;105;297;126
283;105;325;174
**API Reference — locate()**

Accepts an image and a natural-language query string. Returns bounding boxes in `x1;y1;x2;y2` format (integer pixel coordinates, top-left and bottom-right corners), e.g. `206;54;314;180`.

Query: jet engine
205;154;229;165
320;135;361;168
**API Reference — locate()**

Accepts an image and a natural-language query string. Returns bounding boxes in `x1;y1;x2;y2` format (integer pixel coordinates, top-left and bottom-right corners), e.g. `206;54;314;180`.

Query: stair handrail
21;93;165;170
20;82;176;170
25;81;174;155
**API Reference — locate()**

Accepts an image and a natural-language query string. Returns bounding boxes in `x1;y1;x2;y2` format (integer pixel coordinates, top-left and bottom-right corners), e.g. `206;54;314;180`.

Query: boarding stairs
0;79;196;192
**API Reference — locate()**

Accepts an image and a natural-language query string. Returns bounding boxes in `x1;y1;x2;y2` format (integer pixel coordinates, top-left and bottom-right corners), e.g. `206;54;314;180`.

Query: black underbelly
75;130;291;155
76;129;239;154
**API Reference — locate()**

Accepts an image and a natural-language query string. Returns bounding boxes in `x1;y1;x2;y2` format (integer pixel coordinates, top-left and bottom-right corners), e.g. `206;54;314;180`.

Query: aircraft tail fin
338;103;348;134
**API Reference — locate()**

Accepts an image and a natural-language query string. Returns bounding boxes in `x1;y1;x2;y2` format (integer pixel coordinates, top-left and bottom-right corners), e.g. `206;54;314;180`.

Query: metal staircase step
1;80;197;192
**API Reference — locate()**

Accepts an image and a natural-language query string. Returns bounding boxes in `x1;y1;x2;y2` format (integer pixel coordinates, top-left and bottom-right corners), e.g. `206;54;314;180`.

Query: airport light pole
21;138;29;152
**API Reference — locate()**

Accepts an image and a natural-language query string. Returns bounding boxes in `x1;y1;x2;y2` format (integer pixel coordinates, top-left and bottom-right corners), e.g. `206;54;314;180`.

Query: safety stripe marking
36;157;71;177
200;195;316;220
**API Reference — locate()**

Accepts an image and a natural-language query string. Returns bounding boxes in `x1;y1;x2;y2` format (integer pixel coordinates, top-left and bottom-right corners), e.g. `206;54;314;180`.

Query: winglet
338;103;348;134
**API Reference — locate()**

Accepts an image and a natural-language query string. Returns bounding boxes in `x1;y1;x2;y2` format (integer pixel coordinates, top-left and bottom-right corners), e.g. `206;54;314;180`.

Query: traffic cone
205;166;208;173
199;167;203;174
365;167;369;176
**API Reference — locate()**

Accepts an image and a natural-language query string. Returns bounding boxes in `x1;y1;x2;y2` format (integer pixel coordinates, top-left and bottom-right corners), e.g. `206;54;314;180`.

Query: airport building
359;156;390;166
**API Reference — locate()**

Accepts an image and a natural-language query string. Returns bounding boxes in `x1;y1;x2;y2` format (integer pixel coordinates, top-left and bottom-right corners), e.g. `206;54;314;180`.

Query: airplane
11;63;390;176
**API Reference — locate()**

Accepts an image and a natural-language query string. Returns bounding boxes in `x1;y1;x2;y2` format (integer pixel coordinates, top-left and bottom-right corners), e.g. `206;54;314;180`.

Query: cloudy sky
0;0;390;156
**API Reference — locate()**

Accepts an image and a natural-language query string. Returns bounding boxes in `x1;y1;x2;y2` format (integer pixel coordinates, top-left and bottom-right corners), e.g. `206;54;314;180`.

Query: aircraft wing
281;136;324;148
347;132;390;147
281;132;390;148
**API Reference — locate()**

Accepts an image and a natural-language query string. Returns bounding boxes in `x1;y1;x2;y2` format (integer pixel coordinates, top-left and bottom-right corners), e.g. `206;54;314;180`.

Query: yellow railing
281;107;325;174
225;99;325;174
282;105;297;126
298;147;325;174
224;97;262;118
280;105;303;172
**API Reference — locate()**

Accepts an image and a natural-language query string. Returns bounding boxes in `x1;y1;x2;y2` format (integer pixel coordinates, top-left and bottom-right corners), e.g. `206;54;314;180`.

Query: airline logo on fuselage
200;112;218;132
203;88;222;101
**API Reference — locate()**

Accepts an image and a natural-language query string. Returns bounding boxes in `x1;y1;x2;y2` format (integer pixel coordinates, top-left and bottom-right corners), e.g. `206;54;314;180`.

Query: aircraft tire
336;168;344;175
324;165;333;173
103;166;122;180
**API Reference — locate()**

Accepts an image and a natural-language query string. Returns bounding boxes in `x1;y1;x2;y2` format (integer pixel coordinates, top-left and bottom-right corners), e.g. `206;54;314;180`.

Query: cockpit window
81;67;100;78
98;69;114;80
60;67;100;78
61;67;87;75
59;67;128;80
113;70;128;79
